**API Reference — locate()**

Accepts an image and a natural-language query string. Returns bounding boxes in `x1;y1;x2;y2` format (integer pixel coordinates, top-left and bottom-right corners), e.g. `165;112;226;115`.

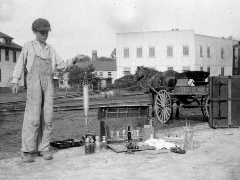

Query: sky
1;0;240;60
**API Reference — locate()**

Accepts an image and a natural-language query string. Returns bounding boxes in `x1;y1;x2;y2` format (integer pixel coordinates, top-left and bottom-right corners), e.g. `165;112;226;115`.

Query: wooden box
98;104;150;140
209;76;240;128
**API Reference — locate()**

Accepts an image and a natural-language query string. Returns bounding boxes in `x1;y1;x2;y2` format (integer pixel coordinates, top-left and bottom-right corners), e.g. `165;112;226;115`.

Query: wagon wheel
191;96;200;106
201;95;209;121
155;90;172;123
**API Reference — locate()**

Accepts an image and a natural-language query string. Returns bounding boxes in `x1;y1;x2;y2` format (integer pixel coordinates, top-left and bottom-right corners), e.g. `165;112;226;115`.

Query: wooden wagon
153;79;209;123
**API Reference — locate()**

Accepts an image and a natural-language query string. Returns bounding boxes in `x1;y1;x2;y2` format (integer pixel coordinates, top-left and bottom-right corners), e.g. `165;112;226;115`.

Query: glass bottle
85;137;91;155
95;136;101;153
101;136;107;151
90;138;95;154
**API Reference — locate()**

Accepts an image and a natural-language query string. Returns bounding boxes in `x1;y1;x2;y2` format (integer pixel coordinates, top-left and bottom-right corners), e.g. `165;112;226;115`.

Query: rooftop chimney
92;50;97;61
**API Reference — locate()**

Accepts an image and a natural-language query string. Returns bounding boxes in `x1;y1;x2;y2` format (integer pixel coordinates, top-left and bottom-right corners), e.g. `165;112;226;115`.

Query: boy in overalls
12;18;85;163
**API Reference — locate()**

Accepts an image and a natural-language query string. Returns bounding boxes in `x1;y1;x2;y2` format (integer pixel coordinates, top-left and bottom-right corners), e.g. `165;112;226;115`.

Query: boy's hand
12;84;19;95
73;54;86;64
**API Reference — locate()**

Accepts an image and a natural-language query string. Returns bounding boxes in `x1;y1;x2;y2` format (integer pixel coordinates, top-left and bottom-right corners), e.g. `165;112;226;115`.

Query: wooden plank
228;77;232;127
208;98;240;101
107;144;155;153
174;86;209;94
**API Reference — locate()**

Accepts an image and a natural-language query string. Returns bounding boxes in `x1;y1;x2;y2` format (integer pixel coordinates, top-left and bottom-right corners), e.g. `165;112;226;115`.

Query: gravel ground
1;91;239;180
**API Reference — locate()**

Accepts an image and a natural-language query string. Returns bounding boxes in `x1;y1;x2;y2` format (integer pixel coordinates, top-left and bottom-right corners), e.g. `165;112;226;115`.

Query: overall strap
32;41;37;56
29;41;37;73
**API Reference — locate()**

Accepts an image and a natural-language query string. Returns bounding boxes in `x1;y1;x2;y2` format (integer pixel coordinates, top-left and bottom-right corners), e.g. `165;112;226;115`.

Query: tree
95;49;116;61
66;64;98;86
110;48;116;60
107;74;144;91
83;55;91;61
97;56;114;61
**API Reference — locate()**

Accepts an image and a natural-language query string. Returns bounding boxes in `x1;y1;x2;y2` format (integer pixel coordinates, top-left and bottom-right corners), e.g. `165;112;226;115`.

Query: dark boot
22;152;34;163
39;151;53;160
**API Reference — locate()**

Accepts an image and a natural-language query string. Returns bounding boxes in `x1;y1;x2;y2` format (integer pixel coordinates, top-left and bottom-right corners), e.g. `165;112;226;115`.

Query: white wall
116;30;196;78
194;35;238;76
116;30;239;79
0;49;23;87
96;70;117;83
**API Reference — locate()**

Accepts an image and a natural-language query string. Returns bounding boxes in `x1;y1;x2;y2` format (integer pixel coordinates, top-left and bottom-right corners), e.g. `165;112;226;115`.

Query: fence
0;86;25;93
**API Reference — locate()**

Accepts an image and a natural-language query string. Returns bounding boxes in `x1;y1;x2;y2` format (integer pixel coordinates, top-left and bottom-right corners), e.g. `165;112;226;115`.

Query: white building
75;60;117;88
0;31;23;90
116;29;238;78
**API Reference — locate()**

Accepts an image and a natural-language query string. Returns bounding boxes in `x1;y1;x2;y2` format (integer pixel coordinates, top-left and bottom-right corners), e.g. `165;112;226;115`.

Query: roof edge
195;34;238;42
116;29;195;35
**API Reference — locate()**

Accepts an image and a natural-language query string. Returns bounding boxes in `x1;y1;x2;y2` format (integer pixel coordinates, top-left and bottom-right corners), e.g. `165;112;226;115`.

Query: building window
235;57;238;68
5;50;9;61
99;72;103;77
207;46;211;58
136;48;142;58
149;47;155;57
183;46;189;56
207;67;210;73
123;71;131;76
221;67;224;76
167;67;173;70
200;67;203;71
13;51;16;63
234;58;239;75
0;49;1;62
108;72;112;78
200;46;203;57
167;46;173;57
0;69;1;81
5;39;11;45
233;48;239;75
221;48;224;59
124;48;129;58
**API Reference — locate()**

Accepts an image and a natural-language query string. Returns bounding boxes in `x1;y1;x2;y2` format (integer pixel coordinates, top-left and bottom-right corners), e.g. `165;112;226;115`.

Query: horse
133;66;179;118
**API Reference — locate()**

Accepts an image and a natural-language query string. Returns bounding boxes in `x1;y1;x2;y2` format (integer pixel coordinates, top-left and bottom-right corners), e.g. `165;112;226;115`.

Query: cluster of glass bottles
108;126;143;143
84;135;108;155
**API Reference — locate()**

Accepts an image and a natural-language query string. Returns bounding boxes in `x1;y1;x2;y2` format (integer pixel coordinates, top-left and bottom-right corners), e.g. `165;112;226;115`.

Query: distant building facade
76;60;117;88
0;31;23;89
116;29;238;78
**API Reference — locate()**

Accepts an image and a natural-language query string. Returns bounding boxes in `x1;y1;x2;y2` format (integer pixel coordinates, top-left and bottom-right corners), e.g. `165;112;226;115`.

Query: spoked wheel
155;90;172;123
201;95;209;121
191;96;200;106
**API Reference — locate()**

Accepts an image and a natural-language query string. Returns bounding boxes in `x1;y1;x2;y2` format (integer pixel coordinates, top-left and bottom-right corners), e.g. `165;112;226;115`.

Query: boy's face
34;30;49;43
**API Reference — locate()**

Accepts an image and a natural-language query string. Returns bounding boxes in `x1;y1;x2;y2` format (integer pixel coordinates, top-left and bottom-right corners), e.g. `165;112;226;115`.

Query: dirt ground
0;91;240;180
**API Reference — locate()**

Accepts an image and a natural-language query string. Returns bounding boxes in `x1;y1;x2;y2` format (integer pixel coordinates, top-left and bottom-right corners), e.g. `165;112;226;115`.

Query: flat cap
32;18;51;31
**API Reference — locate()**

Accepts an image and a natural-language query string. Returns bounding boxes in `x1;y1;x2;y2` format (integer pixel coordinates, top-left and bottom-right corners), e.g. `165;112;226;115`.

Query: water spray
83;68;89;134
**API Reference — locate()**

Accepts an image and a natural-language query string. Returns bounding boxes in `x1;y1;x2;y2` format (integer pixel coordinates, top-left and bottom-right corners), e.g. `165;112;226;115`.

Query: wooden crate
98;104;150;140
209;76;240;128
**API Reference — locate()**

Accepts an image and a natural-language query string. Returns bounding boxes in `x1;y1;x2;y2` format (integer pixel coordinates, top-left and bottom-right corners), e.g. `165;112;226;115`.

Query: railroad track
0;99;150;114
0;92;146;105
0;93;82;104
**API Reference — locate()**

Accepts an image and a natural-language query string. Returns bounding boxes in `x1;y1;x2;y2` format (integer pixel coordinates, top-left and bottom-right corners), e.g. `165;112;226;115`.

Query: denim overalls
22;42;54;153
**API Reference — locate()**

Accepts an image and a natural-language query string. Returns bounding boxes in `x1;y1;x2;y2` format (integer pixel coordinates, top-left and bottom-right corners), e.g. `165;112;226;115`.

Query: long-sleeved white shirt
12;40;74;84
